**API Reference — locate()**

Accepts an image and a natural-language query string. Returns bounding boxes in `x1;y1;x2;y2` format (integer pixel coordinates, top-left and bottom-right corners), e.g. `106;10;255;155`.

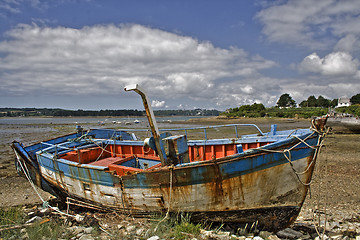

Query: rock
328;221;341;230
314;235;329;240
216;232;233;240
71;226;86;235
330;235;344;240
78;234;94;240
136;227;145;236
292;222;317;234
147;236;160;240
200;230;216;239
276;228;304;239
253;236;264;240
83;227;94;234
267;235;281;240
126;225;136;232
74;214;84;222
259;231;272;239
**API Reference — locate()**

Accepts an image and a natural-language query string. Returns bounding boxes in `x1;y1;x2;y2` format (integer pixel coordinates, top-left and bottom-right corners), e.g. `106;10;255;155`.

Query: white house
337;97;351;108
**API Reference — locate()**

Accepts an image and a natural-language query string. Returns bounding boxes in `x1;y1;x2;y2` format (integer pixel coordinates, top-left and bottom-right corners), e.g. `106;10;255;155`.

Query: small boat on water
11;84;328;231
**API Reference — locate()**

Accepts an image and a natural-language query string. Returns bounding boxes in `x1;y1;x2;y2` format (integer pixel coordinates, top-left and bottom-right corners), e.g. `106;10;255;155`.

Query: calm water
0;116;204;125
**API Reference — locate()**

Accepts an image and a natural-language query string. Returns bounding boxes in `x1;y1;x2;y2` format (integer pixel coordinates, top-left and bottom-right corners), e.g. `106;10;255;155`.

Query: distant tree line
0;108;220;117
154;109;220;116
223;93;360;118
276;94;338;108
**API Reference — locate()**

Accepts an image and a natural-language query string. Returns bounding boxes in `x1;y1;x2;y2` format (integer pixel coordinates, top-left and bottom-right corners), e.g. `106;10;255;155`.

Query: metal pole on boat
124;84;166;164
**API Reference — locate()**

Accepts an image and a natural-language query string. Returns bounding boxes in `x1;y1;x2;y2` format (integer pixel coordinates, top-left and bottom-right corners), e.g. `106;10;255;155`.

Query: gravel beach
1;117;359;239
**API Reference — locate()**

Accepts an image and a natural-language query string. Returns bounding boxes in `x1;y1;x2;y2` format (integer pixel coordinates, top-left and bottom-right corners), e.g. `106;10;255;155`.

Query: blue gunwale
36;130;318;189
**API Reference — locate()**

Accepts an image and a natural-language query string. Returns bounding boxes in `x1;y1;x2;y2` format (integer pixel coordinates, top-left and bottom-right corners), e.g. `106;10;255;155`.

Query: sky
1;0;360;111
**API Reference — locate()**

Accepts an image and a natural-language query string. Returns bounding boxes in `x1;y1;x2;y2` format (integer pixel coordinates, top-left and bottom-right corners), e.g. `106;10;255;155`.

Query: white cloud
334;34;359;52
151;100;165;108
0;23;276;109
256;0;360;50
299;52;359;76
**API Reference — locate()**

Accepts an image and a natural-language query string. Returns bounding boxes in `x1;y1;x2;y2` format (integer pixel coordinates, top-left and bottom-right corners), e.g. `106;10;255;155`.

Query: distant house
337;97;351;108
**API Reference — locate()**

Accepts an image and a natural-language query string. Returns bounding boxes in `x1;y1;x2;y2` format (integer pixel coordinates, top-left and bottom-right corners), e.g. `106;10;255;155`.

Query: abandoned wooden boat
11;85;327;231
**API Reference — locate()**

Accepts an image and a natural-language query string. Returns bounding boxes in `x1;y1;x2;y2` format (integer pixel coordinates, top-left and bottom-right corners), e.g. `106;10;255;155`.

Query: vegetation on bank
222;104;330;119
222;93;360;118
336;105;360;117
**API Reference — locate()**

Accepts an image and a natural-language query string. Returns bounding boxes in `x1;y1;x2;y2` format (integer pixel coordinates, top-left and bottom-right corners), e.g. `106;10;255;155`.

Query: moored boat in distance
11;84;328;231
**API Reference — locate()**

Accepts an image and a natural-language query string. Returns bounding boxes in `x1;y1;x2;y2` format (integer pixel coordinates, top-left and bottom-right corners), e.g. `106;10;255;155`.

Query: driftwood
0;218;50;232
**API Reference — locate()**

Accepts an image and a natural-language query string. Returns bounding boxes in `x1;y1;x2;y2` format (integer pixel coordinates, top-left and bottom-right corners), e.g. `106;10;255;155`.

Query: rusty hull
12;127;322;232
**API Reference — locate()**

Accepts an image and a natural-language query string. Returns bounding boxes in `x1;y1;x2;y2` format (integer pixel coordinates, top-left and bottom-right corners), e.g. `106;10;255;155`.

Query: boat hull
12;127;322;231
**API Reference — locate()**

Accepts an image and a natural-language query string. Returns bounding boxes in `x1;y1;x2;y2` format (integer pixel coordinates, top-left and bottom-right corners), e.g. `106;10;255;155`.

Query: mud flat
0;118;359;238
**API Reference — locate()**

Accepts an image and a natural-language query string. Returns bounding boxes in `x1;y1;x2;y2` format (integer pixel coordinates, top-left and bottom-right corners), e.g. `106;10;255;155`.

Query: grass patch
0;207;24;226
25;219;74;240
0;207;25;239
0;207;78;240
149;213;203;240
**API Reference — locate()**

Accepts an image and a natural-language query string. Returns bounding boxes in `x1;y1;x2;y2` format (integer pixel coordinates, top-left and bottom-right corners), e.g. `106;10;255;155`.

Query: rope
259;128;328;186
311;135;329;239
13;149;79;219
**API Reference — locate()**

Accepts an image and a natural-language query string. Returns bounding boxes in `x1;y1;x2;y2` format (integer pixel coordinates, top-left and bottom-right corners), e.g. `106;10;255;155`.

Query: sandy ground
0;117;359;224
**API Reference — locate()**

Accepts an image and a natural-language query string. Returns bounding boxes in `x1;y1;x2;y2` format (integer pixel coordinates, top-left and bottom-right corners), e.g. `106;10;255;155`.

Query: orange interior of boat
60;142;271;165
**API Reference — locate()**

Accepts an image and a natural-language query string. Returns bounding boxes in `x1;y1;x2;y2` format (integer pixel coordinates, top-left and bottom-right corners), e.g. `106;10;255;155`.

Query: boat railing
38;139;104;155
35;124;265;154
119;123;265;140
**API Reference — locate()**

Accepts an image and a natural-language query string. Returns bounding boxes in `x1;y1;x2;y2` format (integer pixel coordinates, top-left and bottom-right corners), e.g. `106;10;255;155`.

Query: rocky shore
1;118;359;239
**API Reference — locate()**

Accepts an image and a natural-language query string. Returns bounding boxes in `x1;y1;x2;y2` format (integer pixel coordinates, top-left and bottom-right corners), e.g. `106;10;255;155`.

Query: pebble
83;227;94;234
126;224;136;232
78;234;94;240
136;227;145;236
267;235;281;240
277;227;304;239
147;236;160;240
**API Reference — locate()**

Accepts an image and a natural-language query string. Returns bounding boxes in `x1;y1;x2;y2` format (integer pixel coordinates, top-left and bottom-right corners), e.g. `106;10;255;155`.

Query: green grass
0;207;77;240
148;213;203;240
0;207;25;239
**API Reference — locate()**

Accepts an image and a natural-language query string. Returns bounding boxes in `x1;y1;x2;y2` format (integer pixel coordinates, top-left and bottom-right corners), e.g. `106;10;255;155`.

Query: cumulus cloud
299;52;359;76
256;0;360;50
0;23;276;109
151;100;165;108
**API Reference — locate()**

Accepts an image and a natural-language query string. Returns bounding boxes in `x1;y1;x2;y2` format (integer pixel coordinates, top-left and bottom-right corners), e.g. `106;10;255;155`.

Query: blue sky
1;0;360;110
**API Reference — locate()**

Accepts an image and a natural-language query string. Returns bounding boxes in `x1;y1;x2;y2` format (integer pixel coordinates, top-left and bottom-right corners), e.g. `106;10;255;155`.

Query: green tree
317;96;330;107
350;93;360;104
307;96;317;107
330;98;338;108
276;94;296;108
299;100;308;108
